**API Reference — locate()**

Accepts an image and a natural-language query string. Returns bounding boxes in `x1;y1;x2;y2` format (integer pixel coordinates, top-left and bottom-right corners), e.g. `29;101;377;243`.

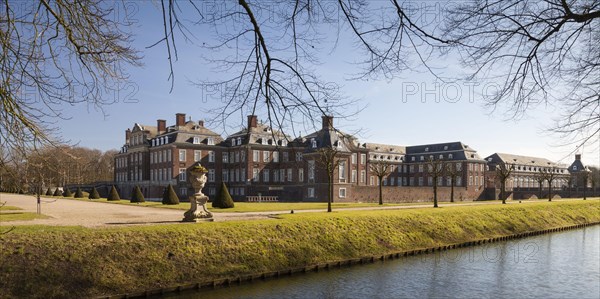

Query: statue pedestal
182;169;214;222
183;194;214;222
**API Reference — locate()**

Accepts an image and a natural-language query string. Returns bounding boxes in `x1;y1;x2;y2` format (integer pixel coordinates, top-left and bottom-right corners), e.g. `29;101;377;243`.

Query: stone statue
183;164;213;222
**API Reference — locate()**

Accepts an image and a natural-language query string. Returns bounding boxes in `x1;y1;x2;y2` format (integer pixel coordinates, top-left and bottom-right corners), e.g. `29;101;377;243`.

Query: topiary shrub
53;188;63;197
162;184;180;205
63;188;73;197
74;187;84;198
107;185;120;201
88;187;100;199
45;188;53;196
130;185;145;203
213;182;234;208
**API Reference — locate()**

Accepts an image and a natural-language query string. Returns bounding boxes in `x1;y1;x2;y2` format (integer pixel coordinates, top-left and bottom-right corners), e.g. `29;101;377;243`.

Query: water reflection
167;225;600;299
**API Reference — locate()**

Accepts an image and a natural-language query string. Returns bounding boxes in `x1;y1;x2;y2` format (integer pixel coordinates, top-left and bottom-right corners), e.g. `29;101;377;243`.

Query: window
179;150;186;162
311;138;317;148
209;188;216;196
411;157;415;162
193;137;201;144
296;152;303;161
418;165;424;173
240;151;246;162
351;170;357;183
168;168;172;181
339;161;347;182
253;168;259;182
403;177;407;186
222;170;229;182
307;187;315;198
420;156;424;161
273;151;279;162
208;151;215;163
207;137;214;145
298;168;304;182
449;154;453;159
428;177;433;186
447;176;452;186
352;153;357;164
237;137;242;145
339;188;347;198
383;178;387;186
573;166;578;170
457;176;462;186
390;177;395;186
469;175;473;186
222;153;229;163
273;169;279;182
283;152;289;162
287;168;293;182
208;169;215;182
179;168;186;182
280;169;285;182
167;149;171;161
194;150;202;162
456;163;462;171
308;160;315;181
263;151;270;162
370;176;374;186
253;150;260;162
409;177;414;186
241;168;246;182
229;152;234;163
361;154;366;165
263;169;270;182
469;163;473;171
439;154;444;159
180;188;188;197
232;169;237;182
239;188;245;196
360;170;366;183
418;177;423;186
438;177;443;186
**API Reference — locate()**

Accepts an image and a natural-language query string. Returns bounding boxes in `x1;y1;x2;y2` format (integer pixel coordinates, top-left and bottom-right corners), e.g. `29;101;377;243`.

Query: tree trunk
433;182;438;208
548;181;552;202
327;173;333;212
378;176;383;205
501;180;506;204
450;180;455;203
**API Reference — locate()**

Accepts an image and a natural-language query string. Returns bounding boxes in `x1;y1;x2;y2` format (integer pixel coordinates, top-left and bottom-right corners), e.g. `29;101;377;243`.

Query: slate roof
405;141;482;161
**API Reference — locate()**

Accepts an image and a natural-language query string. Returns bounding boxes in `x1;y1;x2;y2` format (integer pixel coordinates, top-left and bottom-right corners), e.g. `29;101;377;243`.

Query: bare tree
580;168;591;200
445;162;461;203
535;170;547;199
425;157;445;208
541;165;560;201
1;0;139;160
316;147;341;213
369;160;392;205
444;1;600;152
495;162;515;204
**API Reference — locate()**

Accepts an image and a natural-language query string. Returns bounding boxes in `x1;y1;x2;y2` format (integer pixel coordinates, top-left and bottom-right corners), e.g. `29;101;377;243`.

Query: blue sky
54;2;598;167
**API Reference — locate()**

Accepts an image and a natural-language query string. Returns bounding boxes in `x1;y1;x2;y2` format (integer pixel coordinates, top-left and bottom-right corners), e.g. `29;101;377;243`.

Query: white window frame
179;168;187;182
179;150;186;162
339;188;346;198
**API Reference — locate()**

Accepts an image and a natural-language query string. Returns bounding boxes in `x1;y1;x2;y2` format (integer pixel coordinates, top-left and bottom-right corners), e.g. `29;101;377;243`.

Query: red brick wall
350;185;485;203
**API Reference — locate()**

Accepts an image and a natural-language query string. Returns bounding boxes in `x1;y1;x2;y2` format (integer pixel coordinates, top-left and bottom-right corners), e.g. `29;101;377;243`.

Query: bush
45;188;53;196
74;187;84;198
63;188;73;197
53;188;63;197
88;187;100;199
130;186;145;203
107;185;120;201
212;182;235;208
162;184;180;205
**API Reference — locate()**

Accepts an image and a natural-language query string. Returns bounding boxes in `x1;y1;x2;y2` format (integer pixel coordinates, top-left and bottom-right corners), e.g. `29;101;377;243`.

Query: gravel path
0;193;544;228
0;193;280;227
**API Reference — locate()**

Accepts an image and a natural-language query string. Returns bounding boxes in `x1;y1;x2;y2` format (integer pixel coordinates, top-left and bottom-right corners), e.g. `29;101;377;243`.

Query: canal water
169;225;600;299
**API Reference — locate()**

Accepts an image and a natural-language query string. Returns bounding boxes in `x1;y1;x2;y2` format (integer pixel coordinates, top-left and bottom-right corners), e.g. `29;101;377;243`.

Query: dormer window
230;139;235;146
193;137;201;144
237;137;242;145
420;156;424;161
449;154;453;159
439;154;444;159
412;157;415;162
152;139;156;147
425;147;429;152
207;137;214;145
444;146;448;150
573;166;577;170
163;136;167;144
311;138;317;148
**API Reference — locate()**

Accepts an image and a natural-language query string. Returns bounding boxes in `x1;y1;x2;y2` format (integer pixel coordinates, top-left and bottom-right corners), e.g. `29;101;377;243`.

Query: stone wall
350;186;486;203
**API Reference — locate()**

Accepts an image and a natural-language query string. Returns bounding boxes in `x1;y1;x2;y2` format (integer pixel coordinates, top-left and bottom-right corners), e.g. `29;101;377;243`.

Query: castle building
114;113;588;202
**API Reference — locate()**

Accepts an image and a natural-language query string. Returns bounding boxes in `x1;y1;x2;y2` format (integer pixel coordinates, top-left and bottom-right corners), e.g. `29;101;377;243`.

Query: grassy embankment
1;200;599;298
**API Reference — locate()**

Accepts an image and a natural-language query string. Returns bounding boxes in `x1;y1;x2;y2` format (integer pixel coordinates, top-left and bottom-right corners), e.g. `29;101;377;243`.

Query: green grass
0;212;49;222
0;205;22;211
1;200;598;298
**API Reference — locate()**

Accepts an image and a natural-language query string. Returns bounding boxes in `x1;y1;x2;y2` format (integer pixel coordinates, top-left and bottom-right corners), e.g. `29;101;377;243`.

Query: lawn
0;205;49;222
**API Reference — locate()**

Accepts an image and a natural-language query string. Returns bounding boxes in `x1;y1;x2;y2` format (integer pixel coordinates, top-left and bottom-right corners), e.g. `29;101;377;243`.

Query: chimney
157;119;166;133
176;113;186;127
125;129;131;144
248;115;258;129
198;120;204;127
575;154;581;161
322;115;333;129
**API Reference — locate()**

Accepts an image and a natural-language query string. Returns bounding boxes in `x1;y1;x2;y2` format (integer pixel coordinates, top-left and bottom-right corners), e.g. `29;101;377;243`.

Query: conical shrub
162;184;180;205
53;188;63;197
130;185;145;203
88;187;100;199
45;188;53;196
213;182;234;208
63;188;73;197
107;185;120;201
74;187;84;198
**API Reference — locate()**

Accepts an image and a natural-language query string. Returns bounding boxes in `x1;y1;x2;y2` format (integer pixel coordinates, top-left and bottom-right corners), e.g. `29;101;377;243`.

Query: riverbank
1;200;599;298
